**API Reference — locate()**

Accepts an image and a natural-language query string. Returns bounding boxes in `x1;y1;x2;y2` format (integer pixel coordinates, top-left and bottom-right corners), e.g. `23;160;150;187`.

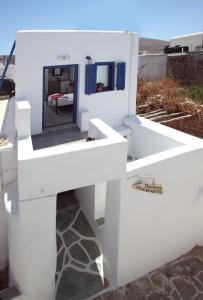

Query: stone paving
32;124;88;150
94;246;203;300
56;191;108;300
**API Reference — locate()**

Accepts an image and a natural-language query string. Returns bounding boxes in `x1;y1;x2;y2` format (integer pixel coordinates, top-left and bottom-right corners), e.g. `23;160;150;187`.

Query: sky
0;0;203;53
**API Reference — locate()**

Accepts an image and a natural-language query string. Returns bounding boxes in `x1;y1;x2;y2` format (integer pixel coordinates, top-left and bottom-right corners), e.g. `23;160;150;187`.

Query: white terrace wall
124;116;183;159
17;118;127;201
9;103;127;300
76;182;107;222
15;30;138;134
0;97;17;271
0;171;8;271
138;54;167;80
75;181;107;242
116;146;203;286
104;117;203;287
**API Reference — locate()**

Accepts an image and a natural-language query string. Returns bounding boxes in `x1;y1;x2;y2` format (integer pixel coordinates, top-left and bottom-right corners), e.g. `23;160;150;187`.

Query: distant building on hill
170;32;203;52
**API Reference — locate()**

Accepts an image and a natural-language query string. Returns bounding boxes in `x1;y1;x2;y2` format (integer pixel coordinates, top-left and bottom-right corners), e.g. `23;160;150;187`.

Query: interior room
43;65;76;128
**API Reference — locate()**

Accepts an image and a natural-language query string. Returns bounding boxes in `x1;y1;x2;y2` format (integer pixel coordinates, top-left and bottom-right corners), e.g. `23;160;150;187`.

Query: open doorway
43;65;78;128
56;190;109;300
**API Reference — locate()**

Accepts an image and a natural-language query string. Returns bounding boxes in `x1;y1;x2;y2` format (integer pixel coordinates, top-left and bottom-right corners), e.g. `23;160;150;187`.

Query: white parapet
0;97;17;272
104;115;203;287
16;100;31;139
17;119;127;201
9;117;128;300
78;109;92;132
8;193;57;300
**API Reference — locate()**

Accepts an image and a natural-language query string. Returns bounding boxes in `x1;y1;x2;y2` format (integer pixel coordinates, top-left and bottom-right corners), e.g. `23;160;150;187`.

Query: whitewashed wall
8;192;56;300
95;182;107;219
76;182;107;225
0;176;8;270
75;185;95;222
116;146;203;286
138;54;167;80
104;116;203;287
17;117;127;201
15;30;138;134
124;116;183;159
0;97;17;271
10;104;128;300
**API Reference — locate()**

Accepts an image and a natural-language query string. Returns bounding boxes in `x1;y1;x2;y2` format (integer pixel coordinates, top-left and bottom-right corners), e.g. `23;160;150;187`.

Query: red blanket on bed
51;93;65;101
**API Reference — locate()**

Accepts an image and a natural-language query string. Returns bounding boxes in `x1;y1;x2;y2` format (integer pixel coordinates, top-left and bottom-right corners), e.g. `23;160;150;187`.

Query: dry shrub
179;99;203;115
137;78;203;115
137;78;185;104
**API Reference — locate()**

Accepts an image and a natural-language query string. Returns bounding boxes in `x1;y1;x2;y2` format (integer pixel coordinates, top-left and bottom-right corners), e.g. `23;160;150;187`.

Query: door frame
42;64;78;129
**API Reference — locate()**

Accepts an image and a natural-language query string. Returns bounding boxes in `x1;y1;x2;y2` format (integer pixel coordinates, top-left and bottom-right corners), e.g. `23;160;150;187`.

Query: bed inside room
43;65;76;128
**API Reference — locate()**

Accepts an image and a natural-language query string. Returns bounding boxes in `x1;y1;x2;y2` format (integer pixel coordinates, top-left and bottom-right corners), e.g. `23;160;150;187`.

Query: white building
0;30;203;300
170;32;203;52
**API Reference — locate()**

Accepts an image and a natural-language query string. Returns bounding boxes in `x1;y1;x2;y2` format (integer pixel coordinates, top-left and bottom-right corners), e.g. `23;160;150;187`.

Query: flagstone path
56;191;108;300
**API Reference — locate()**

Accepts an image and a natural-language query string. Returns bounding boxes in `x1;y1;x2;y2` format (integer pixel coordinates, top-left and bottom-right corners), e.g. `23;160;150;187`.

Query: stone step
136;104;148;109
139;109;164;117
149;112;185;122
141;110;167;119
160;114;193;125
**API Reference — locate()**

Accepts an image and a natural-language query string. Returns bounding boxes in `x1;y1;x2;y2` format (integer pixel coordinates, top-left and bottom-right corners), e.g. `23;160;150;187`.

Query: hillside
139;37;169;54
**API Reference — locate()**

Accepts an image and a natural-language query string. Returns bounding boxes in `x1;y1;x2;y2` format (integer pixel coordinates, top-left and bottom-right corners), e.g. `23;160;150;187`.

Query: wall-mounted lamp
86;56;93;64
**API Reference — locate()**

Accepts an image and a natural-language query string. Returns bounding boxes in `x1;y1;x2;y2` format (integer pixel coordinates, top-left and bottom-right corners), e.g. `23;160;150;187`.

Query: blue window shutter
117;62;126;90
85;64;96;95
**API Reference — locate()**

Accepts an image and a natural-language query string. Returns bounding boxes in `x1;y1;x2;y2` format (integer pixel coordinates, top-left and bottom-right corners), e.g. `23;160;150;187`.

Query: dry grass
137;78;203;115
137;78;186;105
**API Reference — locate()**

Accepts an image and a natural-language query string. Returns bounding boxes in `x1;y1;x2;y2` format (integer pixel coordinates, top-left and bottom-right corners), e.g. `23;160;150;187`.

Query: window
85;61;126;95
96;62;114;93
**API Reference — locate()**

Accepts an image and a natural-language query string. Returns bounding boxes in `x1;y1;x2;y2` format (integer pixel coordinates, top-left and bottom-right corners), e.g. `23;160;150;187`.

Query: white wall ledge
126;144;201;173
17;118;127;200
124;115;203;147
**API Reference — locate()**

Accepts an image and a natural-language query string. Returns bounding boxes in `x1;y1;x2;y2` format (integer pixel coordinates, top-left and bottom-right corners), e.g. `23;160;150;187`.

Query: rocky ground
94;246;203;300
136;79;203;139
137;96;203;139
